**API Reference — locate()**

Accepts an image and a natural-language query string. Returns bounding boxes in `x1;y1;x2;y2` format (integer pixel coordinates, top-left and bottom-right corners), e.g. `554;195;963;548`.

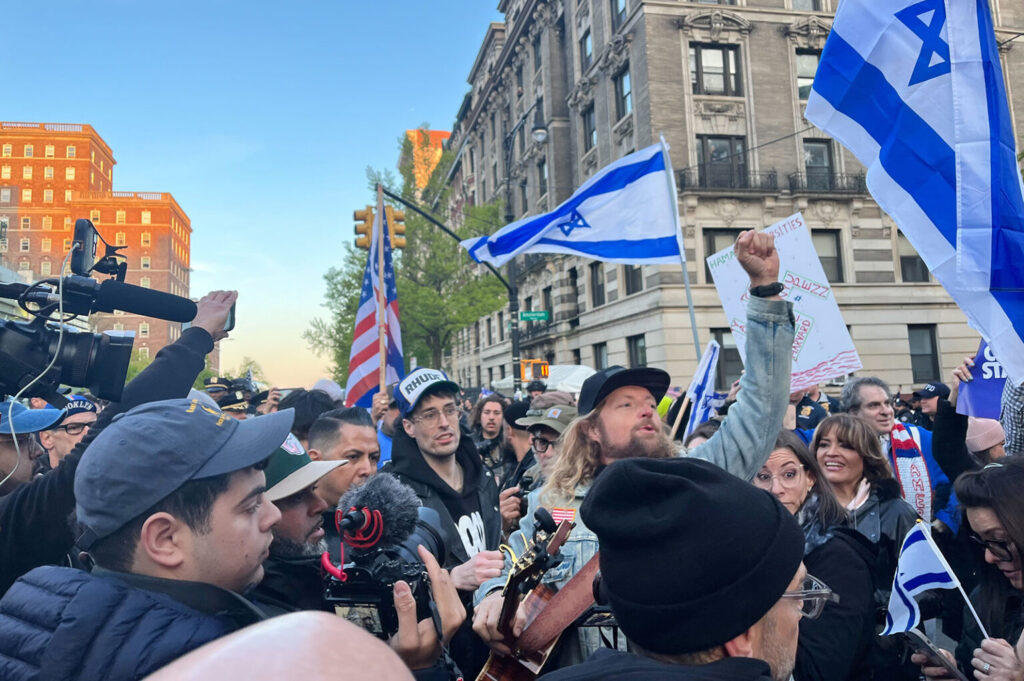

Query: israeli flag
683;340;721;441
880;522;959;635
806;0;1024;386
460;143;683;266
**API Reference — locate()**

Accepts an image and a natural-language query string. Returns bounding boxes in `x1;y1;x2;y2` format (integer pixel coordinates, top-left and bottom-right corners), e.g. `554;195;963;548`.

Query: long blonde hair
540;410;604;507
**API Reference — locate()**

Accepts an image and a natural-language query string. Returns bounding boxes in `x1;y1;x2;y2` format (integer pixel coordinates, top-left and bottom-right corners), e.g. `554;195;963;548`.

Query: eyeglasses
50;421;95;436
969;532;1015;562
411;404;459;427
753;467;806;490
780;573;839;619
531;435;557;452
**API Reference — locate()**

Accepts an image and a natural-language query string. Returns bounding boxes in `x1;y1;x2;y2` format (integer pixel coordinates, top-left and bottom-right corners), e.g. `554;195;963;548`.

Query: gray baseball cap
75;397;295;549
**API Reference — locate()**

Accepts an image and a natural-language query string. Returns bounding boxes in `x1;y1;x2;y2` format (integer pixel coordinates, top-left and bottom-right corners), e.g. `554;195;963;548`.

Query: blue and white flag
806;0;1024;387
683;340;721;441
460;143;683;266
880;522;960;635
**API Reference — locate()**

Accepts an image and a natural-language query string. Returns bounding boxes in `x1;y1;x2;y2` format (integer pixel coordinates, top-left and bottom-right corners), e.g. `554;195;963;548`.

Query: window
543;286;553;320
20;238;30;252
704;228;744;280
18;261;30;271
116;210;126;224
0;216;6;235
139;323;150;338
614;66;632;120
488;367;494;386
538;157;548;195
44;145;54;158
520;184;528;214
627;334;647;367
0;189;9;203
533;35;542;72
908;325;940;382
1;145;10;157
140;277;151;289
112;322;125;332
42;217;52;230
516;66;524;91
792;0;821;9
90;171;94;184
141;232;151;246
803;139;833;190
44;166;53;179
64;190;72;202
796;50;820;100
487;318;493;345
22;166;32;180
593;342;609;370
712;328;744;389
40;260;51;276
141;256;151;269
24;145;33;157
582;105;596;152
63;238;71;251
611;0;627;30
65;166;75;181
623;264;644;294
138;347;150;359
90;209;100;222
0;239;6;252
898;232;929;282
63;217;71;230
589;262;606;306
580;29;593;71
698;135;747;188
690;44;742;96
0;166;8;179
811;231;843;283
21;189;31;203
66;145;76;158
141;210;151;225
21;217;30;229
43;190;53;203
474;321;481;349
115;232;126;246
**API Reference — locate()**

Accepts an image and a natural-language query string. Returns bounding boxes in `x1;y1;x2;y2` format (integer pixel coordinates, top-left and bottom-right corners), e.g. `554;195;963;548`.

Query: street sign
520;310;550;321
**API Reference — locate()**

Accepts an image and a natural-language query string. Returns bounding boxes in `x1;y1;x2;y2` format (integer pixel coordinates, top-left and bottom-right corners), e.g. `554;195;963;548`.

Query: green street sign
520;310;550;321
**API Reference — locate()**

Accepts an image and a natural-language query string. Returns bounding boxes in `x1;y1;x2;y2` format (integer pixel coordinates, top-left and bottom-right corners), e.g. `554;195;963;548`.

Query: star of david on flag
556;210;591;236
806;0;1024;386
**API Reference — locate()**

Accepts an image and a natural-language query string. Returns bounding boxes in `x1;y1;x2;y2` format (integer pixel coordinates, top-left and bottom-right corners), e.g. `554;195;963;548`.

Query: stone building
441;0;1024;394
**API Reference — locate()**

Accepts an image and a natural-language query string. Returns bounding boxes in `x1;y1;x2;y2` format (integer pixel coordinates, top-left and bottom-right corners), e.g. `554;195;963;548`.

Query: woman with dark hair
915;460;1024;680
753;430;876;681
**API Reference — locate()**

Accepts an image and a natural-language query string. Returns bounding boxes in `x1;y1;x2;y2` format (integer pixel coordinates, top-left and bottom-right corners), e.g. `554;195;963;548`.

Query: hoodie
539;649;774;681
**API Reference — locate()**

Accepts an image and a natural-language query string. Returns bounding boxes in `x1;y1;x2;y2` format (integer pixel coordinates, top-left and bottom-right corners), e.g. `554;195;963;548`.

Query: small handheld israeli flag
683;340;721;441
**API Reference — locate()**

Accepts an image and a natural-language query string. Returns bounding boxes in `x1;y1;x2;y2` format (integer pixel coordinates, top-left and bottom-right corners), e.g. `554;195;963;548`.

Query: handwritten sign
706;213;863;392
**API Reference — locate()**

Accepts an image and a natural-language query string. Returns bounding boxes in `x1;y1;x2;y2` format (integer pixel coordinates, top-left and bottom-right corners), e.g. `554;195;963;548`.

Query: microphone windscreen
95;279;197;322
338;473;421;549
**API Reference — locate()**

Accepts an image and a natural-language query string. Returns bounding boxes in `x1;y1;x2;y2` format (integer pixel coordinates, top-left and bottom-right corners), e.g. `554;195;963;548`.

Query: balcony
788;172;867;194
678;166;778;193
521;320;555;341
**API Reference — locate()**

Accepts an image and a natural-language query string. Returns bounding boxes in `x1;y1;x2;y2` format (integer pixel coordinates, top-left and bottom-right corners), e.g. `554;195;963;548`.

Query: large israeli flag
880;522;960;635
806;0;1024;386
460;143;683;266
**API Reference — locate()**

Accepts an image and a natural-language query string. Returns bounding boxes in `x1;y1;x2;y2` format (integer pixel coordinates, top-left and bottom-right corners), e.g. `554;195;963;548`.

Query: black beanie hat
580;457;804;655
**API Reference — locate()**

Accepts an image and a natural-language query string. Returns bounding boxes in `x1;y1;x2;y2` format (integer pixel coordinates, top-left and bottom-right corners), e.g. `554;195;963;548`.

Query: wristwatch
749;282;784;298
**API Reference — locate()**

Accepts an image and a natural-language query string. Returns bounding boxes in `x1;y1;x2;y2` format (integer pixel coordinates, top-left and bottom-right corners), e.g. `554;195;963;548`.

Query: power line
998;31;1024;47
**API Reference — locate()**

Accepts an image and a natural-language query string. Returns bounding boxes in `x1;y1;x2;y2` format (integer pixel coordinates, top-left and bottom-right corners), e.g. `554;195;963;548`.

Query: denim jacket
473;297;795;664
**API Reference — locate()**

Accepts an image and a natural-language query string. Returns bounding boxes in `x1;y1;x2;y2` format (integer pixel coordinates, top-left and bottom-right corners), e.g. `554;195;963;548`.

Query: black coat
251;554;326;616
539;649;774;681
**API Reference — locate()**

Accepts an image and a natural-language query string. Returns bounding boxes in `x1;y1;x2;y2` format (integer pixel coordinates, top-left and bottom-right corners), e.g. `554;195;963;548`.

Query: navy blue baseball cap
0;399;62;435
75;398;295;549
49;395;98;427
393;368;460;418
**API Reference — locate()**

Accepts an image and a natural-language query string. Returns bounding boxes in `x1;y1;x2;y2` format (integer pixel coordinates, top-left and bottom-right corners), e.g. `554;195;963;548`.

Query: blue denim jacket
473;297;795;662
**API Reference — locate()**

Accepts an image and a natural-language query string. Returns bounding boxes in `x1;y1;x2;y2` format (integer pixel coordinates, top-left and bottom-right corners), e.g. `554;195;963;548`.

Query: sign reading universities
707;213;863;392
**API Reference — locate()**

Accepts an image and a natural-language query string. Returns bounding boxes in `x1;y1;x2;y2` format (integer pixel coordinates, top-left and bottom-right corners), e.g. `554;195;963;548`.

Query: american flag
344;196;404;408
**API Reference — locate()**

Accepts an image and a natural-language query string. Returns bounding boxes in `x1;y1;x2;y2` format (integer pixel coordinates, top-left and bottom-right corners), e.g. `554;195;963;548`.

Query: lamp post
503;99;548;396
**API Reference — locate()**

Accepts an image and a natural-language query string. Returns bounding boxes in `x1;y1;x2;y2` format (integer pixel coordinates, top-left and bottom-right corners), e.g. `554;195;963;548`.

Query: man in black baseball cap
913;381;950;429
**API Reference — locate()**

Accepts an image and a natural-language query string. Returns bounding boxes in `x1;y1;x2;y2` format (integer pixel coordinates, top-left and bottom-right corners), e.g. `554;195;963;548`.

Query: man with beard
470;396;505;476
473;230;795;666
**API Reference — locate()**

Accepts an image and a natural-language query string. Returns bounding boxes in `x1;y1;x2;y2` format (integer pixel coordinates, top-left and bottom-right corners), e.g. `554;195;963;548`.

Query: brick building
0;121;191;359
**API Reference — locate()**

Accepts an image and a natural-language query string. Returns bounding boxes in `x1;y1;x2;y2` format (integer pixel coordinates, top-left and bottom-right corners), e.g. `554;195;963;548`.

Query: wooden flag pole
669;394;691;442
376;184;387;393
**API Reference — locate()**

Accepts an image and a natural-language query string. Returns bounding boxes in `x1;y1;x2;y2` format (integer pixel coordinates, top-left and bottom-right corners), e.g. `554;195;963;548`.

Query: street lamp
504;99;547;396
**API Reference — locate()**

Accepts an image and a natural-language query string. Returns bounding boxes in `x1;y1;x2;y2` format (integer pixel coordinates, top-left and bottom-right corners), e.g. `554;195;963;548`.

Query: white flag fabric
805;0;1024;386
880;522;959;635
460;143;683;266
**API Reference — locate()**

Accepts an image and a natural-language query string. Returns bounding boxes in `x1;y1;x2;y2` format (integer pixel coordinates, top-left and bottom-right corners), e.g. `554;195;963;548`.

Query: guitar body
475;587;560;681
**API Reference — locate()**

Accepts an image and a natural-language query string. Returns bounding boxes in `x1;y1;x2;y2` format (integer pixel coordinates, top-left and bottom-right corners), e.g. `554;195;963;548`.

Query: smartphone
899;629;968;681
181;302;236;333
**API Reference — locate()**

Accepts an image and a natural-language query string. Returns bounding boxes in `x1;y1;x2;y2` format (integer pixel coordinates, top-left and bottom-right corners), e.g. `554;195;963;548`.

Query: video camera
0;219;197;405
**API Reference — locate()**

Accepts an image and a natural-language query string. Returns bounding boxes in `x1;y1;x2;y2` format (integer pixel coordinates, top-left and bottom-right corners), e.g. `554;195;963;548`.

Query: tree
123;349;153;384
232;356;268;383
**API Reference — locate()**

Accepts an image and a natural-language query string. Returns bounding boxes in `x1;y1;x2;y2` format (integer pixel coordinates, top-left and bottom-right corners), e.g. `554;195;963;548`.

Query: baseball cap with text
394;368;460;418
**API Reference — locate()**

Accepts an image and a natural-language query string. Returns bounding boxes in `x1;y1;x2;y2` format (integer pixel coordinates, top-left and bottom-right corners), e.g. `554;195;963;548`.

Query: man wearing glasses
37;396;98;472
541;456;838;681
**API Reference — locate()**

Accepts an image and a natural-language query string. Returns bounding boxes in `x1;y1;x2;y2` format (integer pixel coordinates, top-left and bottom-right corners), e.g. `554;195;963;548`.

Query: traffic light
385;206;406;248
353;205;374;250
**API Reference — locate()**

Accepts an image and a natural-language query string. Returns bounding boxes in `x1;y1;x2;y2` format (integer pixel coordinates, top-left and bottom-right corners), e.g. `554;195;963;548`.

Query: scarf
796;493;835;555
888;422;933;521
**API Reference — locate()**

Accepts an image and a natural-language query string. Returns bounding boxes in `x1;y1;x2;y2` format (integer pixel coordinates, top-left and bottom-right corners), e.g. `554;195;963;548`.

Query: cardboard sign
706;213;863;392
956;340;1006;419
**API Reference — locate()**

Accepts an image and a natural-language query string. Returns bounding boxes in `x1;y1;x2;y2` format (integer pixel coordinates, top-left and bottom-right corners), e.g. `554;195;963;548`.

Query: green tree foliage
232;356;268;383
123;349;153;384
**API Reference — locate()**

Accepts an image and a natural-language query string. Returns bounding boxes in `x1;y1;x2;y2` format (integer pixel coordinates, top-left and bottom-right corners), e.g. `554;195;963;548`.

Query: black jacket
251;554;326;616
539;649;774;681
0;327;214;596
386;425;501;570
796;529;876;681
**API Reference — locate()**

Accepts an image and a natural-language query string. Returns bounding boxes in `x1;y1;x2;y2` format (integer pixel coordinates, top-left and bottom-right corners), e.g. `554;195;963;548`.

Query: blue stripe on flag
811;33;957;248
902;529;926;551
894;580;919;631
978;0;1024;291
469;152;667;259
531;235;680;259
904;571;957;592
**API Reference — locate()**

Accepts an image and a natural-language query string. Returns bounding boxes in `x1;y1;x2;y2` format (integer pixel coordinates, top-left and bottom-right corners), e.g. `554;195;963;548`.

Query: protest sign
706;213;862;392
956;340;1007;420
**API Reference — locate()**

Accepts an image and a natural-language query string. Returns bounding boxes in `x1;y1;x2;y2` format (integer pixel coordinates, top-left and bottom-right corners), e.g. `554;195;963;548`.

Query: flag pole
660;135;701;362
668;395;691;441
919;521;990;639
376;184;387;395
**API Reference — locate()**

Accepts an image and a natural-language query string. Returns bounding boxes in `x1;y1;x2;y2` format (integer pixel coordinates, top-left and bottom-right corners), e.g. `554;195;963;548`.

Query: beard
599;422;677;462
271;531;328;559
760;614;798;681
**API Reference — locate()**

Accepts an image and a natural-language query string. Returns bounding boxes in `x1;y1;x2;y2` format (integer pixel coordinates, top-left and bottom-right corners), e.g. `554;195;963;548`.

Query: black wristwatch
749;282;784;298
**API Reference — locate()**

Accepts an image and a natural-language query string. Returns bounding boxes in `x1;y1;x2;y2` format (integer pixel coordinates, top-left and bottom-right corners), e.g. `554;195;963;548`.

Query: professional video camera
0;219;197;405
321;473;447;639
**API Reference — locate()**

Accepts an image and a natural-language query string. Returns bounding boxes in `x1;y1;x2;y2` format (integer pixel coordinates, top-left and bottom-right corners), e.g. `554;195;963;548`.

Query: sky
2;1;503;387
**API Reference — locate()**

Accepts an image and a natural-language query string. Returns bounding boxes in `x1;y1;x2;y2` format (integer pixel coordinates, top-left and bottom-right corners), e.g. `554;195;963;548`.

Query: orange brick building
0;121;191;359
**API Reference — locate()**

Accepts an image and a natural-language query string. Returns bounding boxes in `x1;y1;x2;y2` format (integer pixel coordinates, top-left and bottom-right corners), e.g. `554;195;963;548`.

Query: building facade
441;0;1024;394
0;122;192;359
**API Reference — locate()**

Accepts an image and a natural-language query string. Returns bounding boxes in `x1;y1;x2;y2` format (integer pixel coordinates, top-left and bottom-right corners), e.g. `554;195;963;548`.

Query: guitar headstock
501;511;575;598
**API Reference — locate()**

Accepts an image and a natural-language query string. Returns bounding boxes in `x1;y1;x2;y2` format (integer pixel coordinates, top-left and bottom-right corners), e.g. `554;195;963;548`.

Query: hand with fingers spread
971;638;1024;681
388;546;466;670
734;230;780;290
191;290;238;343
449;549;504;592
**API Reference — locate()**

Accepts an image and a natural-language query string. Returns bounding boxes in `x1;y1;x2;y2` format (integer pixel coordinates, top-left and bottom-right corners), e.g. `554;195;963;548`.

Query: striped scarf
888;423;932;522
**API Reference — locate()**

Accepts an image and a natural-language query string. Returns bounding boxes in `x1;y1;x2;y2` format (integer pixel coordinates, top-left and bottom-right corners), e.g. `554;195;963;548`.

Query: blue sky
2;1;502;386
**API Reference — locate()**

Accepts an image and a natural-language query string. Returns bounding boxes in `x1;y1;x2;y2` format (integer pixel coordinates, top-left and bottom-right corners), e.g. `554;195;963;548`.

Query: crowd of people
0;232;1022;681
